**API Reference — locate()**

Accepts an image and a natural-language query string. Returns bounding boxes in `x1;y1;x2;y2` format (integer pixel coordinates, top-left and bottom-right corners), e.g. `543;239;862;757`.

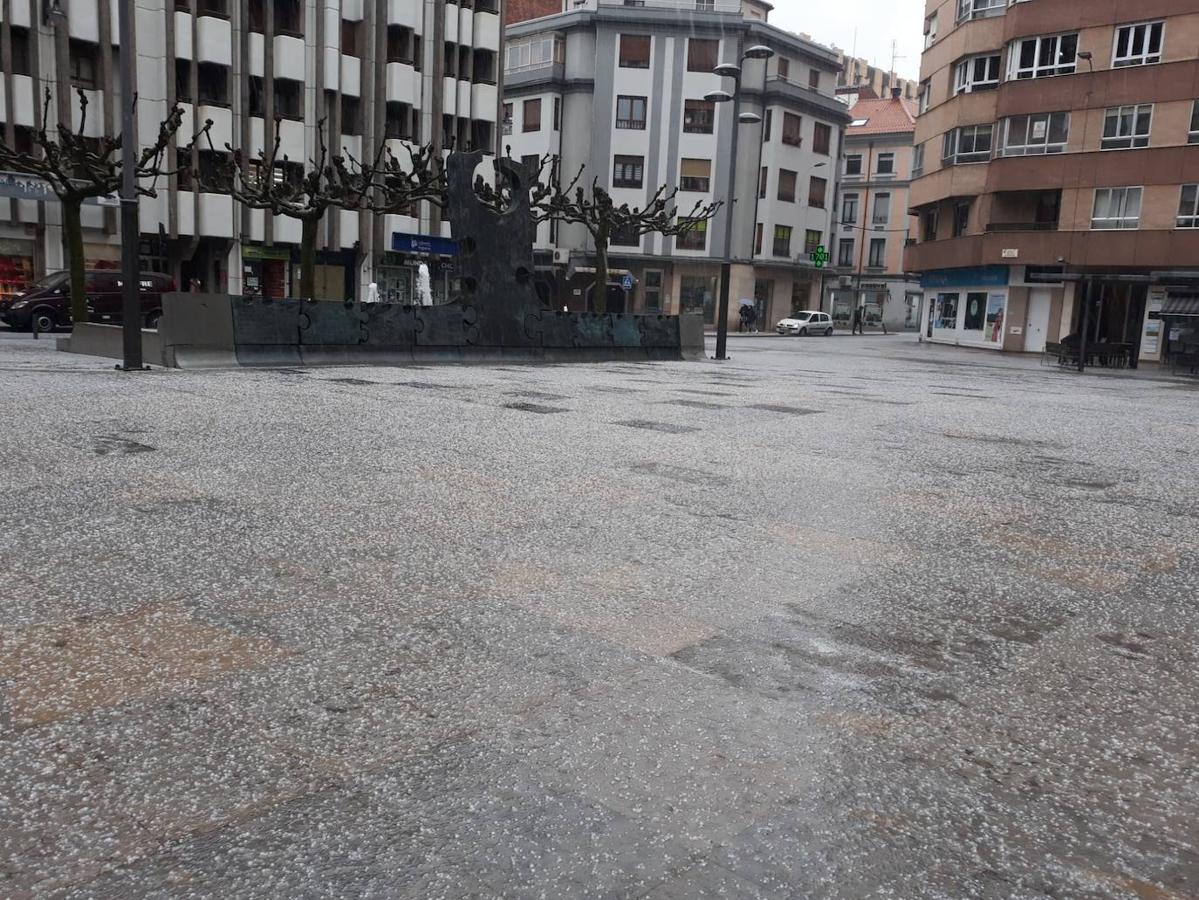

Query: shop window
679;273;716;322
935;292;958;329
619;35;651;69
612;154;644;189
687;38;718;73
777;169;796;202
679;158;711;192
773;225;792;257
683;99;715;134
676;219;707;251
808;175;827;208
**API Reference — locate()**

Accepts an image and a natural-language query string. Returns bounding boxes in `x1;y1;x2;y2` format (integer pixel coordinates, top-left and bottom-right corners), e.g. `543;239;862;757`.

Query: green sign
809;245;829;269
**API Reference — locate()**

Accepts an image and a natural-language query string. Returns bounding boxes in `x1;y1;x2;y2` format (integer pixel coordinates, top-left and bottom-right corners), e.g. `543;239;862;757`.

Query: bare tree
198;118;447;301
481;154;721;313
0;89;184;324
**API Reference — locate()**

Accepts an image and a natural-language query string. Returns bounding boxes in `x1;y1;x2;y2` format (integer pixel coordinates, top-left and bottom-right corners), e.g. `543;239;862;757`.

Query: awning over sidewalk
1162;296;1199;317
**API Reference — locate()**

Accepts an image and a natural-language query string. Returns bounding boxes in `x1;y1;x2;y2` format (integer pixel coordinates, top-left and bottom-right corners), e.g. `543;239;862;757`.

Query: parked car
776;310;834;336
0;269;175;332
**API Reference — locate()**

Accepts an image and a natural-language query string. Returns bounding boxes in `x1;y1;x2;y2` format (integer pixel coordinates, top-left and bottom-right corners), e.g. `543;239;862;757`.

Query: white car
775;310;834;336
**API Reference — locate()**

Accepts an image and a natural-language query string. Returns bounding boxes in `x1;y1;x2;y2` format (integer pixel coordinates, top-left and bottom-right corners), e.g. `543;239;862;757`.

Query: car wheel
825;327;834;336
798;327;807;336
32;308;57;333
145;310;162;330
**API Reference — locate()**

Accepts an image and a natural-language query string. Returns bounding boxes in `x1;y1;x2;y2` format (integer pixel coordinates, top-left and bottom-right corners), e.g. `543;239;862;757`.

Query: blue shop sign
920;266;1009;289
391;232;458;256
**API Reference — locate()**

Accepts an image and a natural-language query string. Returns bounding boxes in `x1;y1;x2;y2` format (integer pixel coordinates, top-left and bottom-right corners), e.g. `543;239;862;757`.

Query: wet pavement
1;329;1197;898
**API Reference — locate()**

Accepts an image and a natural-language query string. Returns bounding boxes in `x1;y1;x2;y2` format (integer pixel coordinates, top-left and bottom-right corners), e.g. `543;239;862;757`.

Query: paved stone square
1;331;1197;898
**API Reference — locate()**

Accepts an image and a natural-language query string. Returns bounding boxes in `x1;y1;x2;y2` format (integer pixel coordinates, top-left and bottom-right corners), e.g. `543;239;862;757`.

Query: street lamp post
705;43;774;361
117;1;143;370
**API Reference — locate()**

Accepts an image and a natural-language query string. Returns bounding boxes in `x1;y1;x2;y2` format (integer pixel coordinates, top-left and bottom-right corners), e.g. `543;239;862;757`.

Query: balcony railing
984;222;1058;233
597;0;742;11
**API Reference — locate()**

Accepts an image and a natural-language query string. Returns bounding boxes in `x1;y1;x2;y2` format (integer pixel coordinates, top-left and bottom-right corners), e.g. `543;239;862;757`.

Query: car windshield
28;271;68;291
788;313;811;320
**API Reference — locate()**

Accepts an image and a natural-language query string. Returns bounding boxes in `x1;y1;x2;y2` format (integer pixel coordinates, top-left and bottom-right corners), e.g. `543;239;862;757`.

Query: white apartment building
502;0;849;330
0;0;502;307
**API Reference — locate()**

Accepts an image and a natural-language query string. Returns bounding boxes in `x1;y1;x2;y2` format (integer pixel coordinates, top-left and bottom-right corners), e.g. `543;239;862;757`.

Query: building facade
502;0;850;330
827;91;922;331
905;0;1199;361
0;0;503;307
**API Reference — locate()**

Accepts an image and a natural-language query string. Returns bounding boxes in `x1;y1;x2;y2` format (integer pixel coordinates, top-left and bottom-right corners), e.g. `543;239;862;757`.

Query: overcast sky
769;0;926;82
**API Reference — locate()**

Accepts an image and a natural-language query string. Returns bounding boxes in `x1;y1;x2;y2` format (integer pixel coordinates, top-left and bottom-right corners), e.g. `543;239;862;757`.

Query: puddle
93;435;156;456
503;402;568;414
750;404;822;415
613;419;700;434
659;399;727;410
506;390;570;401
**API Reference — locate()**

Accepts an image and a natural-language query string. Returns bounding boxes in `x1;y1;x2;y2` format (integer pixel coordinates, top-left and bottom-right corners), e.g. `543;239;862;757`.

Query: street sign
809;245;829;268
621;273;634;291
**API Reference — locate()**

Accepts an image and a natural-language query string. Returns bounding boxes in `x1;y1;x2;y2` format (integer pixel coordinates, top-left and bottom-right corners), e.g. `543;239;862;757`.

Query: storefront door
1024;288;1051;353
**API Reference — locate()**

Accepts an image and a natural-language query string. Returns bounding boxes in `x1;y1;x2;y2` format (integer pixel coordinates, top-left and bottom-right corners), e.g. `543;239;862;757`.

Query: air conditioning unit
552;249;569;265
838;275;854;288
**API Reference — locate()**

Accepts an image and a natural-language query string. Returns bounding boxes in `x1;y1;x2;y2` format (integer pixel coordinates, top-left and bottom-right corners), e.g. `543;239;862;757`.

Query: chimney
891;87;902;99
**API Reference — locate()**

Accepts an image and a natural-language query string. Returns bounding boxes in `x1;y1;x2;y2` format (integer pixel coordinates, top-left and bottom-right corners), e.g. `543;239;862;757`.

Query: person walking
852;305;864;335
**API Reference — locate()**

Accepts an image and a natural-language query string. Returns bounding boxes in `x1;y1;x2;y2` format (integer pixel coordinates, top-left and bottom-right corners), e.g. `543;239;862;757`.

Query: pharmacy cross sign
809;245;829;268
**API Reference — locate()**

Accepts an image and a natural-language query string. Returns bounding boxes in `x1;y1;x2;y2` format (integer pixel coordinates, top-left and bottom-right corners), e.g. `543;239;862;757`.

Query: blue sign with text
920;265;1010;289
391;232;458;257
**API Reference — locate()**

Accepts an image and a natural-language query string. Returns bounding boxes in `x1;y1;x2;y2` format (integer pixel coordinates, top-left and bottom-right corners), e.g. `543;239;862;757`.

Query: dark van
0;269;176;332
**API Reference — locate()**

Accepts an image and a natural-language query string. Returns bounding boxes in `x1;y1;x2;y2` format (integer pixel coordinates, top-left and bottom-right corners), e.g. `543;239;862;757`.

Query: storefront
242;245;291;298
379;233;458;305
0;238;36;307
919;266;1009;350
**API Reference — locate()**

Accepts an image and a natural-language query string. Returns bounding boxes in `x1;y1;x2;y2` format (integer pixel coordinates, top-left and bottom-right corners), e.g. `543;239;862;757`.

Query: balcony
983;222;1056;233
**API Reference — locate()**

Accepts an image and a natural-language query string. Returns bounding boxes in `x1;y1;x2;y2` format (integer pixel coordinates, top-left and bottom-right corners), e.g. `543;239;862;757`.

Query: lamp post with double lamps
704;42;775;360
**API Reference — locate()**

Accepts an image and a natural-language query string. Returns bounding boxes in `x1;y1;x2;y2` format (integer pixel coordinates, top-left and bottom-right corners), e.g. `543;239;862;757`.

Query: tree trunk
593;239;608;314
298;215;319;300
62;197;88;325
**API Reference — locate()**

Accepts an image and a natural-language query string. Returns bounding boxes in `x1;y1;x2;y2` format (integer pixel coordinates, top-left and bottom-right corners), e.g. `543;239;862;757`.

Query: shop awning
1162;296;1199;317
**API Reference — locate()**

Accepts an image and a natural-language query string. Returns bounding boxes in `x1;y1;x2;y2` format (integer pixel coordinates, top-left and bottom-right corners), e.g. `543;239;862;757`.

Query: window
845;154;863;176
837;239;855;267
1009;33;1078;79
553;97;561;130
473;48;497;84
175;59;193;103
763;109;772;141
615;95;647;130
1191;101;1199;144
808;69;821;90
813;122;831;155
613;155;644;189
619;34;651;68
918;80;930;114
502;102;513;135
1092;187;1142;229
872;193;890;225
274;0;302;34
922;208;939;241
687;38;718;72
612;225;640;247
781;112;802;146
68;40;99;89
841;193;859;224
520;155;541;180
804;229;822;254
876;152;895;175
340;96;361;135
274;78;304;119
754;223;764;255
778;58;790;80
506;36;563;72
683;99;715;134
759;167;768;198
956;0;1004;22
679;158;711;192
197;62;230;106
676;219;708;251
1101;104;1152;150
523;98;542;132
385;102;417;140
868;239;885;268
341;18;362;56
953;201;971;237
942;124;993;164
3;26;31;75
912;143;925;175
1177;185;1199;229
924;13;938;49
777;169;796;202
1001;112;1070;155
954;55;1000;94
1113;21;1163;67
387;25;418;64
808;176;827;208
773;225;792;257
